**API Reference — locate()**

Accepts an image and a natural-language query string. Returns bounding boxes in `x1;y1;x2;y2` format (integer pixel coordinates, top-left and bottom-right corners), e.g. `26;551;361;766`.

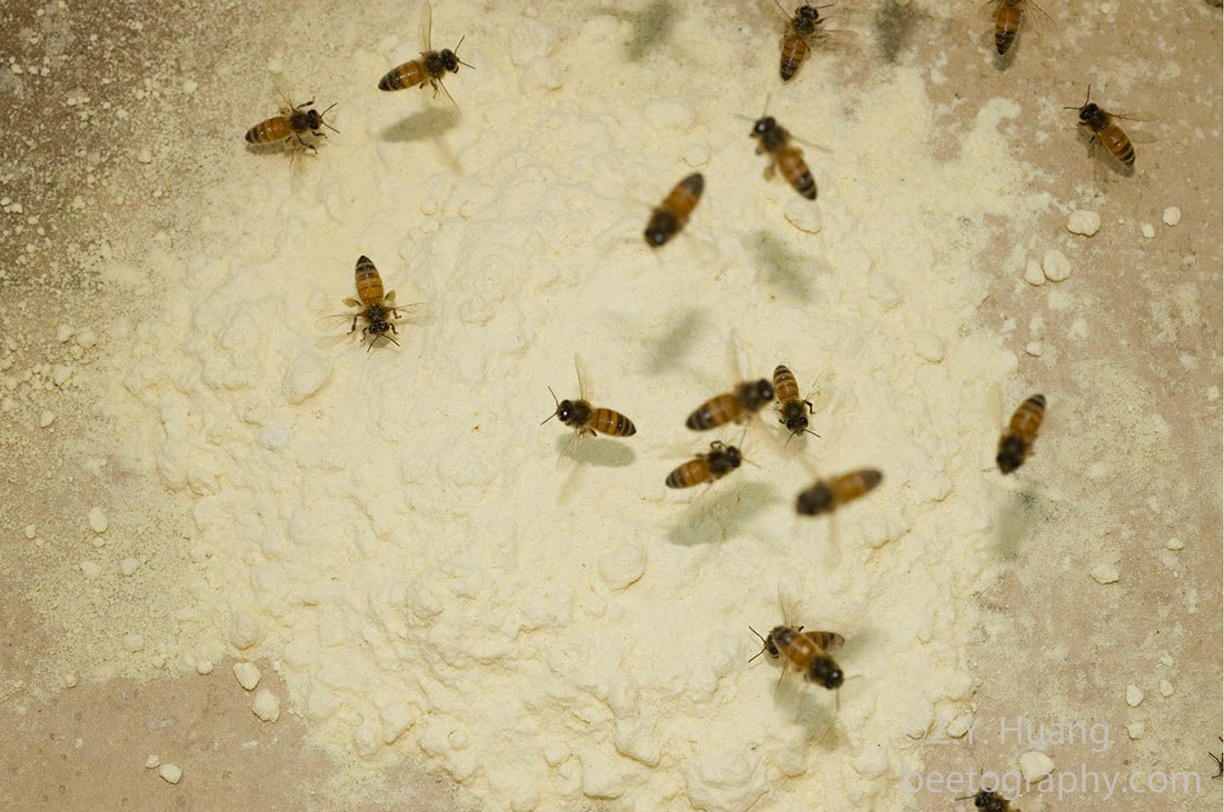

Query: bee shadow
748;230;815;303
666;480;778;546
992;481;1061;557
641;308;705;375
621;0;679;62
554;434;637;469
380;107;462;143
873;0;926;63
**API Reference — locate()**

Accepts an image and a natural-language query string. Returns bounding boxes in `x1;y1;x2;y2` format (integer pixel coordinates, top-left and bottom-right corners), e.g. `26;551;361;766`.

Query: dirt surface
0;0;1219;810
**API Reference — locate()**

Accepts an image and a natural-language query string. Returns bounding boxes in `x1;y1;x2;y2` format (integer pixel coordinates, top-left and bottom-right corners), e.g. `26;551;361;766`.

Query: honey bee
332;256;415;350
644;172;704;247
773;364;819;441
777;2;828;82
1066;86;1135;169
542;356;637;451
244;96;338;153
750;625;845;689
685;378;775;431
996;393;1045;474
796;469;882;515
665;441;743;489
956;790;1017;812
989;0;1047;57
751;115;817;200
377;2;472;105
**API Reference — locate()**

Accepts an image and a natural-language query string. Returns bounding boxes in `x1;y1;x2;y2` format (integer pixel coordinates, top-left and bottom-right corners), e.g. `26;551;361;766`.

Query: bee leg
389;322;398;335
804;400;814;414
350;314;359;334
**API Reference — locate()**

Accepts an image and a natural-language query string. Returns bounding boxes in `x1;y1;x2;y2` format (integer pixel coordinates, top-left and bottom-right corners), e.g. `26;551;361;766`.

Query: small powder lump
1066;210;1101;236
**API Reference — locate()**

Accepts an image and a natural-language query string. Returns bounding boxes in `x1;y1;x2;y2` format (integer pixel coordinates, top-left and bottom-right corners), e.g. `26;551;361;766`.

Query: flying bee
751;625;845;690
1065;86;1135;169
773;364;819;441
750;115;817;200
685;378;775;431
776;2;829;81
244;96;338;154
377;2;472;105
796;469;882;516
956;789;1017;812
996;393;1045;474
644;172;704;247
542;355;636;464
665;440;743;489
988;0;1048;57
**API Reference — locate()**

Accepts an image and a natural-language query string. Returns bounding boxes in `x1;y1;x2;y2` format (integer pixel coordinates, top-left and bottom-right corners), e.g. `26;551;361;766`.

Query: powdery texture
100;7;1053;811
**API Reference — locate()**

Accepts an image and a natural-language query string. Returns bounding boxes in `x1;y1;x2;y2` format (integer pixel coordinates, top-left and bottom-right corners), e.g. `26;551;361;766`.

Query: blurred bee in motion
796;468;882;515
989;0;1047;57
244;96;338;154
542;355;637;461
776;2;829;81
377;1;473;105
996;393;1045;474
1065;86;1135;169
750;115;817;200
956;789;1017;811
751;624;845;690
665;441;743;489
644;172;704;247
685;378;775;431
773;364;819;442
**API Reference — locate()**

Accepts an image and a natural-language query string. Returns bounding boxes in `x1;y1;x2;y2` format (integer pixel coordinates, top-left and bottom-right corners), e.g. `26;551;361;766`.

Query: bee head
752;116;776;137
556;399;575;422
754;379;775;404
784;411;809;433
1078;103;1100;123
644;212;677;246
797;5;821;22
808;656;844;689
725;445;743;469
440;50;461;73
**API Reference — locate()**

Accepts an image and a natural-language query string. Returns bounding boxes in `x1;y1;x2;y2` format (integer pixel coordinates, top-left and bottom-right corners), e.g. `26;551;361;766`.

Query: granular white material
92;6;1055;811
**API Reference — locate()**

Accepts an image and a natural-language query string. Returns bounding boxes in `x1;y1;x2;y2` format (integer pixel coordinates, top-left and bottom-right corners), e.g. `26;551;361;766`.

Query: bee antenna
453;36;475;69
540;386;560;424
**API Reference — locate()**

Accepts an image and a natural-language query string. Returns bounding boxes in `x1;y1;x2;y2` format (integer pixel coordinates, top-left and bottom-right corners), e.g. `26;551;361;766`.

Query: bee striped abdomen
666;459;708;489
354;255;386;304
379;61;426;91
773;365;800;402
591;408;636;437
1100;126;1135;167
780;149;817;199
686;393;740;430
796;469;883;515
994;3;1022;55
245;117;291;144
779;38;809;81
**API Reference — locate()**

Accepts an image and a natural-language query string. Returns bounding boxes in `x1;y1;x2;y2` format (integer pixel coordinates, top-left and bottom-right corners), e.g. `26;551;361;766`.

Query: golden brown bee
956;790;1017;812
751;116;817;200
644;173;704;247
796;469;882;515
665;441;743;489
773;364;818;441
244;97;338;153
777;2;827;81
1066;86;1135;169
686;379;775;431
341;256;410;349
542;356;637;444
752;625;845;689
377;2;472;105
989;0;1041;56
996;393;1045;474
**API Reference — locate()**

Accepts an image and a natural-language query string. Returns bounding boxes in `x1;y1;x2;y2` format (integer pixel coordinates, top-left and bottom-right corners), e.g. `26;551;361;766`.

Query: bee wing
573;352;592;402
419;0;433;51
314;311;356;332
390;300;436;326
774;583;800;629
806;630;845;654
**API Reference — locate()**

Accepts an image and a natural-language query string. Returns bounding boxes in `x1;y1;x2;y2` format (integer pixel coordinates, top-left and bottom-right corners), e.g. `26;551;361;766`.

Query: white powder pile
93;4;1056;810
